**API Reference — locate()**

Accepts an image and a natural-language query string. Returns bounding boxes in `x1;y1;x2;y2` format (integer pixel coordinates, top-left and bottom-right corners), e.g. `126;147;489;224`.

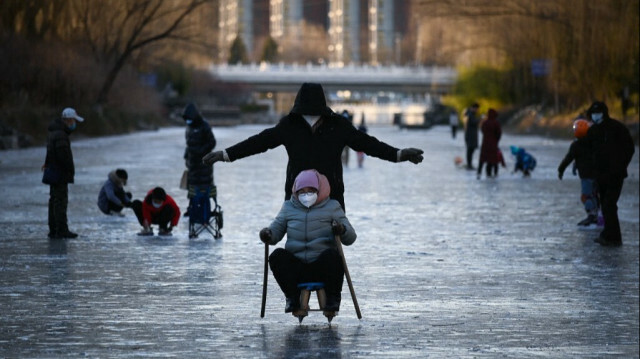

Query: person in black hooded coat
584;101;635;247
183;103;216;187
202;83;424;210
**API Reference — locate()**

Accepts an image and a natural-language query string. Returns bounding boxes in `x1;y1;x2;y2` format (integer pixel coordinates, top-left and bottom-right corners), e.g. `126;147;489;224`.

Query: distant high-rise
218;0;409;65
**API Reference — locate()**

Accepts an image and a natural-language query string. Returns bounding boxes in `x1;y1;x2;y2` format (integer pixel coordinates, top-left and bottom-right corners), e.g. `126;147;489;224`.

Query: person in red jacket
477;108;502;179
131;187;181;236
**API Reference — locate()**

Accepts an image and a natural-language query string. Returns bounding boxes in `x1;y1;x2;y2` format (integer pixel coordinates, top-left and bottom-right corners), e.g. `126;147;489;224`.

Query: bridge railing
209;62;457;85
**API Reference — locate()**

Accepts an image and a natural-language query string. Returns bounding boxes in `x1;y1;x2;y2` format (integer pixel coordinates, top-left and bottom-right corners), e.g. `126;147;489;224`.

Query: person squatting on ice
259;169;356;314
510;146;537;176
132;187;181;236
584;101;635;247
43;107;84;239
557;118;600;227
97;169;133;217
202;82;424;211
477;108;502;179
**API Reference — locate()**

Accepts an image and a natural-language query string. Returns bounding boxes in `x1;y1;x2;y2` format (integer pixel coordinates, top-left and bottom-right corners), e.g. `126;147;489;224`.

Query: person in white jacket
259;169;356;314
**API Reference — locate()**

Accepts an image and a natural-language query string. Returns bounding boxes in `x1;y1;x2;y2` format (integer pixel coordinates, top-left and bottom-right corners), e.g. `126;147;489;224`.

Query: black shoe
594;235;622;247
578;215;597;226
48;232;62;239
324;293;341;312
58;231;78;239
285;296;300;313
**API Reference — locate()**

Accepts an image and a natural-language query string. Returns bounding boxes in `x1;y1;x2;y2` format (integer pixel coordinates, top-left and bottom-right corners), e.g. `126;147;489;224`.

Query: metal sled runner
188;185;223;239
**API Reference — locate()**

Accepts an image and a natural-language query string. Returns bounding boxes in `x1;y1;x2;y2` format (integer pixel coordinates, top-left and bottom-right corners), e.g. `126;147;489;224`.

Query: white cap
61;108;84;122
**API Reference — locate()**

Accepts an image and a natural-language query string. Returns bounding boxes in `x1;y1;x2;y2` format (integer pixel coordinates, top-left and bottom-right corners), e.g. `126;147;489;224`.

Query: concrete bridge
208;63;457;94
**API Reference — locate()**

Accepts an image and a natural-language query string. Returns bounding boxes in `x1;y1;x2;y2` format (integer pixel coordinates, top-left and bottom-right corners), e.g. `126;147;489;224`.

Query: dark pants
48;183;69;235
269;248;344;299
598;176;624;243
451;125;457;139
466;146;476;168
131;200;175;230
478;162;499;177
104;192;132;214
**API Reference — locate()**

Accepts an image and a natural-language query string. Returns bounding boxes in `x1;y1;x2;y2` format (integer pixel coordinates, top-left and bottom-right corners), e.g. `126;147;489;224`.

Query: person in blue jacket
259;169;356;315
510;146;537;177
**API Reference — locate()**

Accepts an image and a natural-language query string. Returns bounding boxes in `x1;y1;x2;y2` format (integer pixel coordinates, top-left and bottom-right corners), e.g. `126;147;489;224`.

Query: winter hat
586;101;609;119
182;103;203;121
487;108;498;120
291;83;330;116
152;187;166;201
115;169;128;185
62;108;84;122
293;170;319;193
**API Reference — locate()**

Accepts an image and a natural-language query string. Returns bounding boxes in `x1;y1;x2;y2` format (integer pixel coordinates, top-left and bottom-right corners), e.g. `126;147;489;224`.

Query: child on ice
557;118;600;227
259;169;356;317
510;146;537;177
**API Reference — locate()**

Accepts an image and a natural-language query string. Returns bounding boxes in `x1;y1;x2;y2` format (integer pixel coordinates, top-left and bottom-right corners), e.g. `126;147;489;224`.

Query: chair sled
187;185;223;239
260;235;362;324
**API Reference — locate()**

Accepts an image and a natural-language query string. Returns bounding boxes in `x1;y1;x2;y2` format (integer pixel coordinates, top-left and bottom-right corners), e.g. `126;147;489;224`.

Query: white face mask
298;192;318;208
591;113;603;124
152;201;162;209
185;119;193;125
302;115;321;127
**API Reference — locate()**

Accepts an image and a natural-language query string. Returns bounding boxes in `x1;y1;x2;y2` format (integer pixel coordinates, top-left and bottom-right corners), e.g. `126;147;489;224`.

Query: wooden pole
260;242;268;318
334;235;362;319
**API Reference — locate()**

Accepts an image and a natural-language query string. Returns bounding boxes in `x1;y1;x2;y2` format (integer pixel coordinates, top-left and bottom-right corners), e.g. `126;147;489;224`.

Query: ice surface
0;124;638;357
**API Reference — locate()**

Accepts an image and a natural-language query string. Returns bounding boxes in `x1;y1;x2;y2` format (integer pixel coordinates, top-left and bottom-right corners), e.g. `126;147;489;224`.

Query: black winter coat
585;117;635;179
184;118;216;186
225;112;399;208
557;138;596;179
45;118;75;184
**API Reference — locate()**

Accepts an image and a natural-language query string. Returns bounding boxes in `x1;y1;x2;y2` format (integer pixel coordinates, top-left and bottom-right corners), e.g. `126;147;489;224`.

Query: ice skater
132;187;181;236
259;169;356;319
97;169;133;217
558;118;600;228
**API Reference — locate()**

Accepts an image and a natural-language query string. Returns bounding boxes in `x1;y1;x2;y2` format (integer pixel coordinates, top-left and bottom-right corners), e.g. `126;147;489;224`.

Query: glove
558;171;563;180
331;220;346;235
399;148;424;164
202;151;224;165
259;228;272;243
122;201;132;208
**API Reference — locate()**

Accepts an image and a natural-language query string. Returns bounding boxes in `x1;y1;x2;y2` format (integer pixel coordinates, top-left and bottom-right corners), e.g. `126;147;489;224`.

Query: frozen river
1;124;638;358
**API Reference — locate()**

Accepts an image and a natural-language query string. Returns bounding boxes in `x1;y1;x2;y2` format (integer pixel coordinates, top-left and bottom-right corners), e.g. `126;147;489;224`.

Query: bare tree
73;0;213;106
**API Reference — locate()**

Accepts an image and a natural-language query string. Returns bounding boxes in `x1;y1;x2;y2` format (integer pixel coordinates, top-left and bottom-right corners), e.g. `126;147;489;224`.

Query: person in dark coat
202;83;424;210
464;103;480;170
477;108;502;179
183;103;216;187
558;118;599;227
584;101;635;247
42;108;84;239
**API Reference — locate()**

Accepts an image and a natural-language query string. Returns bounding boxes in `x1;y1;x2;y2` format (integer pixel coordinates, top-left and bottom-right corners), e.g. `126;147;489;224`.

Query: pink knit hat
293;170;319;192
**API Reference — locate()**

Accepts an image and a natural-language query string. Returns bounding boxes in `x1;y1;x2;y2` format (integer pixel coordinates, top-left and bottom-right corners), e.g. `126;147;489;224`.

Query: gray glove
399;148;424;164
203;151;224;165
259;228;272;244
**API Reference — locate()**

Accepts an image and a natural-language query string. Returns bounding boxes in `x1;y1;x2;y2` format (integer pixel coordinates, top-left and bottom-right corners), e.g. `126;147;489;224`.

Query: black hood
182;103;203;123
587;101;610;120
290;83;331;116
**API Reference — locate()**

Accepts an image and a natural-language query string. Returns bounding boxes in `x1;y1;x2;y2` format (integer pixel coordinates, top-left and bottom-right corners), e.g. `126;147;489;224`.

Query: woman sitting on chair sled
259;169;357;315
